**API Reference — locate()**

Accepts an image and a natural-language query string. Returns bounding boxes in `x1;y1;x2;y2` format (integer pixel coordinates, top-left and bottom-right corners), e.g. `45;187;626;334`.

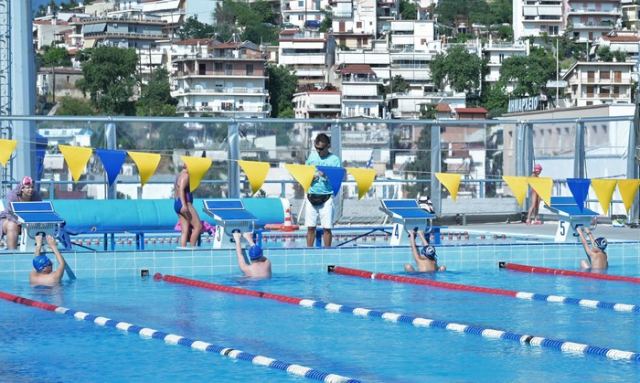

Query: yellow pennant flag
285;163;316;192
58;144;93;182
502;176;529;207
128;151;161;186
591;179;617;215
0;139;17;166
239;160;270;195
436;173;462;201
181;155;212;192
617;179;640;213
527;176;553;206
346;167;376;199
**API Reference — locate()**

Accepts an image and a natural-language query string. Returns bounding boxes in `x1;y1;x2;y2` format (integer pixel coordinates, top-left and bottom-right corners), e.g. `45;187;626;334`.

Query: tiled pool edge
0;242;638;280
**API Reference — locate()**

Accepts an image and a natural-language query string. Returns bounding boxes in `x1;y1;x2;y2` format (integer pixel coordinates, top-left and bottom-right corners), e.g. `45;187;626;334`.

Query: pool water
1;264;639;382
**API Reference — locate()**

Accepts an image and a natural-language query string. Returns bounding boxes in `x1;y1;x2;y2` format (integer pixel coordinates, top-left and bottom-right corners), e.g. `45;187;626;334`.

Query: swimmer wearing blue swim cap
30;234;67;286
232;231;272;279
576;226;608;271
405;229;446;273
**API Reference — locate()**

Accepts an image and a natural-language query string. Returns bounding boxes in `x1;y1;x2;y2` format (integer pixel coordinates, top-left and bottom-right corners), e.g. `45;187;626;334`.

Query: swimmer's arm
47;235;66;281
408;231;421;263
417;230;429;246
234;232;250;273
576;227;591;252
584;228;597;244
34;233;43;256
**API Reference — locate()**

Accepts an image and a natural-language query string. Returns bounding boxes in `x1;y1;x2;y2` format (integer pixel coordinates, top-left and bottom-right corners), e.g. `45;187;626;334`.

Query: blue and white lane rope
512;292;639;312
0;291;359;383
158;274;640;363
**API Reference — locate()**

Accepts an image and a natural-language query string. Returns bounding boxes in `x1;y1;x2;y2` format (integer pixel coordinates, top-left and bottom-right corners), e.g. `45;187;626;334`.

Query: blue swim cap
594;237;607;251
33;254;52;272
420;245;436;260
248;245;263;261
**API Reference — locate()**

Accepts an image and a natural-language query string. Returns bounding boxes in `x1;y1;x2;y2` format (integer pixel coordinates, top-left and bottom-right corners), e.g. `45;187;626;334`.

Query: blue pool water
1;258;639;382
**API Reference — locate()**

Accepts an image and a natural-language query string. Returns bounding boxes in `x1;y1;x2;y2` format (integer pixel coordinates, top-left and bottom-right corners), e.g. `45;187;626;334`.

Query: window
614;71;622;82
499;54;504;63
225;64;232;75
215;63;223;72
298;1;303;6
364;107;370;116
356;21;362;28
298;15;303;20
246;64;253;75
587;71;595;81
66;76;70;83
600;70;610;80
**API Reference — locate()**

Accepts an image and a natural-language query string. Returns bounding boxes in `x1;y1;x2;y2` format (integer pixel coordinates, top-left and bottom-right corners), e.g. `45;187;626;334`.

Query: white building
482;38;529;90
172;40;270;118
386;89;465;119
562;61;634;107
622;0;640;30
339;64;384;118
513;0;563;41
331;0;377;50
281;0;330;29
597;31;640;60
566;0;621;42
292;90;342;119
278;29;332;87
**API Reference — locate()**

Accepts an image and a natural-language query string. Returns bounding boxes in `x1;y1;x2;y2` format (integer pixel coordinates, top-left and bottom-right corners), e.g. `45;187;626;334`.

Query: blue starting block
10;201;65;252
203;199;257;249
546;196;598;243
380;199;436;246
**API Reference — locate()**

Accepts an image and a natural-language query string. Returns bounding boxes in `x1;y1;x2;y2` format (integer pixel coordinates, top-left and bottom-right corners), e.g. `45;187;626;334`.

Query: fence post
105;121;117;199
430;122;441;216
227;123;240;198
573;120;585;178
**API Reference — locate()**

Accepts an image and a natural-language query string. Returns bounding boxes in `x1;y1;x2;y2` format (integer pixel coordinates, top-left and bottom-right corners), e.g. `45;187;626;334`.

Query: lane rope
499;262;640;284
327;266;640;314
155;273;640;363
0;290;359;383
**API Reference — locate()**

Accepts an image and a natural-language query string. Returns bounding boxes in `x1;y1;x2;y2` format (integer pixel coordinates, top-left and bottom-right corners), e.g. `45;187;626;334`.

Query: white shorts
304;196;334;229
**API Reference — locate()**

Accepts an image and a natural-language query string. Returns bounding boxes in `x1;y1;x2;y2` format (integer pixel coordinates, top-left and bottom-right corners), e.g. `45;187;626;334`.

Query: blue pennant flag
96;149;127;186
316;166;346;196
567;178;591;212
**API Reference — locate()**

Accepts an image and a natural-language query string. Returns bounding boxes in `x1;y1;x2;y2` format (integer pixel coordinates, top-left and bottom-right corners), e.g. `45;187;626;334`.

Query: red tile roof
455;107;488;114
603;35;640;42
340;64;375;75
435;103;451;112
173;38;212;46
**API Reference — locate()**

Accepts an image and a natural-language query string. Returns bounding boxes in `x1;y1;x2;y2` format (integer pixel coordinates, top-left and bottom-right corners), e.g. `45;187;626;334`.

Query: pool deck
460;221;640;242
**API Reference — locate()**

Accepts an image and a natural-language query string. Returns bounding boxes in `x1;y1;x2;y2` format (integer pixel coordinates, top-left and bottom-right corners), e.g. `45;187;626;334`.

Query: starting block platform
380;199;436;246
546;197;598;243
10;201;65;252
203;199;257;248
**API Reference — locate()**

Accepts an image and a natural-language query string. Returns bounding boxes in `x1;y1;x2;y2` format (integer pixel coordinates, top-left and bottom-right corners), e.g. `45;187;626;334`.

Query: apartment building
377;0;399;35
331;0;377;50
172;40;270;118
339;64;384;118
292;90;342;119
513;0;564;40
278;29;333;87
597;31;640;60
622;0;640;30
281;0;330;29
387;89;465;119
562;61;634;107
566;0;621;42
483;38;529;91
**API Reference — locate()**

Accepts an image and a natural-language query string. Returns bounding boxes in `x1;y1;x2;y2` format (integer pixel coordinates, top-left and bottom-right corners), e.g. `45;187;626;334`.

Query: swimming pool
1;242;639;382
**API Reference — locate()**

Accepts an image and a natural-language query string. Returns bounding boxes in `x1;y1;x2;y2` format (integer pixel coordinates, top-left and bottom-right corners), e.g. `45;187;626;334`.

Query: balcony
174;87;268;96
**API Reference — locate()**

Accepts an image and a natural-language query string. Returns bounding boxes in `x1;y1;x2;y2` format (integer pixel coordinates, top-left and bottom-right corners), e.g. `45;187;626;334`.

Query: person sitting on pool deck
30;233;67;286
233;231;272;279
404;229;446;273
576;226;608;270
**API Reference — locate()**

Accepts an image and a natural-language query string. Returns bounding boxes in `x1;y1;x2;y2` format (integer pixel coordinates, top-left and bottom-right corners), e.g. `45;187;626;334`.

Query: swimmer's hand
232;231;242;242
46;235;57;249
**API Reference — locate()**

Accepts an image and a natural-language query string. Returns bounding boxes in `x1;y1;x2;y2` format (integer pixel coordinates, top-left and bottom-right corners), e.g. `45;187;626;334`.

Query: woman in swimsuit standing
174;164;202;247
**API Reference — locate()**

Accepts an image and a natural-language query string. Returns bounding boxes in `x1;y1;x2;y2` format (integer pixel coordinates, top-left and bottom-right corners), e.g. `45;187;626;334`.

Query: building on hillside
172;40;270;118
377;0;399;35
513;0;563;40
281;0;330;29
562;61;634;107
386;89;465;120
335;40;391;81
33;15;80;51
596;31;640;60
339;64;384;118
292;90;342;119
566;0;621;42
278;29;333;88
622;0;640;30
482;38;529;91
331;0;376;50
36;67;85;100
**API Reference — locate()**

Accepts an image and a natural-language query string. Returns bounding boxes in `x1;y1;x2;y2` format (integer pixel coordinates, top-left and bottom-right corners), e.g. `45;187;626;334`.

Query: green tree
266;64;298;118
404;127;432;197
399;0;417;20
387;75;409;94
430;45;485;95
496;25;513;41
596;46;627;62
319;9;332;32
40;46;72;103
214;0;278;44
436;0;489;30
136;68;177;116
178;16;215;39
60;0;79;11
481;82;509;117
56;97;95;116
498;46;555;97
76;46;138;115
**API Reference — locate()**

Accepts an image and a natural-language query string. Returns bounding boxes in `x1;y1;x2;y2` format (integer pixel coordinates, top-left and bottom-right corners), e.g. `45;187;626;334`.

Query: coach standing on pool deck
305;133;341;247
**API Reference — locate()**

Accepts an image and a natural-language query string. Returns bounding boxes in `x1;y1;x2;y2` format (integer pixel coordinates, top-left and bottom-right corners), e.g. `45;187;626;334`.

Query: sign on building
507;96;540;113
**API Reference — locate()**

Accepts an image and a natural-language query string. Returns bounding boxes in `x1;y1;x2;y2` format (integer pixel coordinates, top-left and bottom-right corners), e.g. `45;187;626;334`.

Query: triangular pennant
0;139;17;166
58;144;93;182
285;163;316;192
346;167;376;199
527;176;553;206
96;149;127;186
566;178;591;212
316;166;346;196
435;173;462;201
502;176;529;207
128;151;161;186
181;155;212;191
239;160;270;195
617;179;640;213
591;179;617;215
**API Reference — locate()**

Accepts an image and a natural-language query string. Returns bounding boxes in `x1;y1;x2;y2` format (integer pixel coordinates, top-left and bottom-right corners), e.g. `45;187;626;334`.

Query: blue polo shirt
305;152;341;195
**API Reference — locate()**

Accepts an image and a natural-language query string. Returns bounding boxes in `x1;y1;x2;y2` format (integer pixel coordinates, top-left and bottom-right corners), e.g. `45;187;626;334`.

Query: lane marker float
499;262;640;284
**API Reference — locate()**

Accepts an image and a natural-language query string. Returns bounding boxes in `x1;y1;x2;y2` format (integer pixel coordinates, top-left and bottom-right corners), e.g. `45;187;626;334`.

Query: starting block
380;199;436;246
546;197;598;243
10;201;65;252
203;199;256;249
